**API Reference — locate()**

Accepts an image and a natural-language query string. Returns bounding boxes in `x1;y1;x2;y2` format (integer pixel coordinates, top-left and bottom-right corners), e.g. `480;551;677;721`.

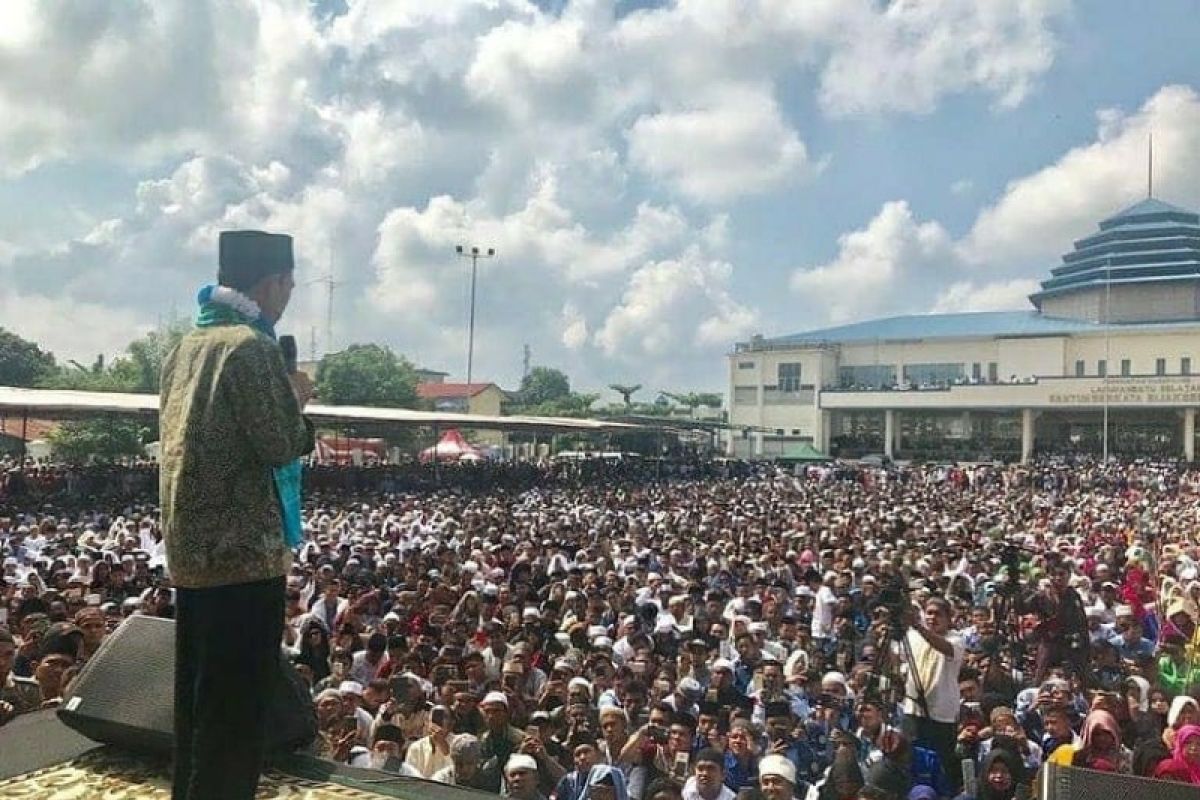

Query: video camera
995;543;1025;596
875;575;910;640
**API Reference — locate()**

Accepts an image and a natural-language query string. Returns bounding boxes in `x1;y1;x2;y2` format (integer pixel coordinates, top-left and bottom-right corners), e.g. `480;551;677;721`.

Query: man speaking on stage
159;230;315;799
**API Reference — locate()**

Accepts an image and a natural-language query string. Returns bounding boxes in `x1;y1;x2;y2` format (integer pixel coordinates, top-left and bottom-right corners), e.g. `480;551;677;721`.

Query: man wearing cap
505;753;547;800
479;691;528;792
758;754;806;800
160;230;315;799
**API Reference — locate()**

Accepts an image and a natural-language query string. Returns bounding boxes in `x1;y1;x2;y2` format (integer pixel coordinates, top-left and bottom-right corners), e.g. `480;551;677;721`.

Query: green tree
47;417;151;463
38;321;190;394
522;392;600;418
316;344;419;407
123;320;190;392
520;366;571;406
608;383;642;408
0;327;56;387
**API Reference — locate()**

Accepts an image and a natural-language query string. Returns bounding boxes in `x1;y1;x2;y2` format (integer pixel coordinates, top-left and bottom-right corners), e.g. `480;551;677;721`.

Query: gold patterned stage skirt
0;748;396;800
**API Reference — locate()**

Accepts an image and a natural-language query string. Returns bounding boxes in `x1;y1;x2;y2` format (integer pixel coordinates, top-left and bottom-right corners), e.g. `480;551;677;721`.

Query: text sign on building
1049;376;1200;405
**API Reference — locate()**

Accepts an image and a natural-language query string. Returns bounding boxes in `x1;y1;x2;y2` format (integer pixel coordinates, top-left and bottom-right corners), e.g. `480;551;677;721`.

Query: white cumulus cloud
818;0;1070;116
963;84;1200;268
791;201;955;322
595;248;756;358
627;85;809;204
931;279;1043;313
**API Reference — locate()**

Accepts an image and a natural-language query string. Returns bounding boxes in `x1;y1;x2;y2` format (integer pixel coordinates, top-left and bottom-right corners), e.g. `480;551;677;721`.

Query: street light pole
1103;259;1112;461
455;244;495;385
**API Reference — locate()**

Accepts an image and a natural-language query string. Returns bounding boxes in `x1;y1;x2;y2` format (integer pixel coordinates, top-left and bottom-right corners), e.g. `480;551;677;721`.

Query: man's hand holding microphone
280;335;315;406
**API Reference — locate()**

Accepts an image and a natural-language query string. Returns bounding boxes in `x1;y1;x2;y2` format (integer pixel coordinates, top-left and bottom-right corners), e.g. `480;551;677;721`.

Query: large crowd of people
4;455;1200;799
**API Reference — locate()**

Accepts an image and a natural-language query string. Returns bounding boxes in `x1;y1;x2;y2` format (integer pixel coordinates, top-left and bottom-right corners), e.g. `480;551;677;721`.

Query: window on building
737;361;755;370
1074;360;1085;377
1156;357;1167;376
791;429;801;435
987;362;998;383
837;365;896;389
1097;359;1106;377
903;363;965;386
732;386;757;405
971;362;982;381
1121;359;1131;376
777;362;802;392
1183;357;1192;376
776;428;785;436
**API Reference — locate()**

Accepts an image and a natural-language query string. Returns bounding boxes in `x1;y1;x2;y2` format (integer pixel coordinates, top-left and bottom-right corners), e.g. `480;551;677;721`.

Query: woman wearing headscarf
587;764;631;800
1046;709;1130;773
1146;687;1172;735
1152;724;1200;784
1164;696;1200;750
1121;676;1155;744
296;618;332;683
818;741;864;800
963;744;1029;800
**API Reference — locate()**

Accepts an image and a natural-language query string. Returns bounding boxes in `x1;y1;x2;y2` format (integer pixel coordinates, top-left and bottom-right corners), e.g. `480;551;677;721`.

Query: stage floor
0;748;401;798
0;712;484;800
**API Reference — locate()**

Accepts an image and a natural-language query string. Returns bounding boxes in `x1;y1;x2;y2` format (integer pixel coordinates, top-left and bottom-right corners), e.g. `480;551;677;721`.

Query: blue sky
1;1;1199;398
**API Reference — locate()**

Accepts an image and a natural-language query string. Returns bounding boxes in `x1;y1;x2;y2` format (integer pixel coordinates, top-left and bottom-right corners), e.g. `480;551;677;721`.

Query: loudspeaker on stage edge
58;615;316;755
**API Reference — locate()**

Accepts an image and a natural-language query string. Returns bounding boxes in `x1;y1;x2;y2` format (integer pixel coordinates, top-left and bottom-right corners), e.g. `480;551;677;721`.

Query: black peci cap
218;230;294;291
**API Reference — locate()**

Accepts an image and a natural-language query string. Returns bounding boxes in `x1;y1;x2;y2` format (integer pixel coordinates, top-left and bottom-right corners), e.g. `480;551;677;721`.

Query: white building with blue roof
728;199;1200;462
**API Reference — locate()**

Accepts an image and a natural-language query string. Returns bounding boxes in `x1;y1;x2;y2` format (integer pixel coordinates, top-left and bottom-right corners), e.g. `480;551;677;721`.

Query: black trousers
173;576;285;800
903;714;961;795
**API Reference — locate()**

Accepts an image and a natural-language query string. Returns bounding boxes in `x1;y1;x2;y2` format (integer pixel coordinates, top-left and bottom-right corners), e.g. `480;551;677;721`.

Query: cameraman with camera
1025;560;1089;686
898;596;965;795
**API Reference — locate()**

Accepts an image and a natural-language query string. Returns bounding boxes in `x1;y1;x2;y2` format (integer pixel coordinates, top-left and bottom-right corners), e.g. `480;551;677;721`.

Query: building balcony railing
818;373;1200;411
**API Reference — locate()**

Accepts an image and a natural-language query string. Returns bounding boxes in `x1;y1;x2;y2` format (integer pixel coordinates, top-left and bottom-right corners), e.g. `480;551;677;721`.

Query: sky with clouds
1;0;1199;398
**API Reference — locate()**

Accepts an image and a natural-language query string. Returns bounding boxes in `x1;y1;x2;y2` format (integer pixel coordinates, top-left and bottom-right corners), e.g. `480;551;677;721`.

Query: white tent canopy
0;386;636;435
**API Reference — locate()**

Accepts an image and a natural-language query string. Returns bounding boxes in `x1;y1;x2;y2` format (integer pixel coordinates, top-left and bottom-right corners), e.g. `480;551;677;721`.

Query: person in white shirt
811;572;837;642
898;596;964;795
348;723;422;775
338;681;375;743
682;748;736;800
405;704;456;778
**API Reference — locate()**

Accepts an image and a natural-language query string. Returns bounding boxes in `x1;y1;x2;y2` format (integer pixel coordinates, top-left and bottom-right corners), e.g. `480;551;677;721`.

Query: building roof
0;386;636;434
416;382;498;400
1032;197;1200;303
0;417;57;442
1099;197;1199;229
761;311;1105;345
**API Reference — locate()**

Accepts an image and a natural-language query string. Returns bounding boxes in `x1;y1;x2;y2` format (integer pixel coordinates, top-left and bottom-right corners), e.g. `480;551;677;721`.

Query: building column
884;409;896;458
819;411;832;455
1184;408;1196;462
1021;409;1035;464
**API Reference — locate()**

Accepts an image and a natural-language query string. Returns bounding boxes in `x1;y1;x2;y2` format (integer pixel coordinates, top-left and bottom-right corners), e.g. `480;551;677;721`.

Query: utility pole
455;244;496;385
306;269;341;357
310;326;319;363
523;344;531;381
323;273;339;356
1103;259;1112;462
1148;131;1154;198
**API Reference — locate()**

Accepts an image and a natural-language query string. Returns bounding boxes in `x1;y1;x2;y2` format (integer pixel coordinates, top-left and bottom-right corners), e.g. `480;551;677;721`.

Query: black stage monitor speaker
58;615;315;755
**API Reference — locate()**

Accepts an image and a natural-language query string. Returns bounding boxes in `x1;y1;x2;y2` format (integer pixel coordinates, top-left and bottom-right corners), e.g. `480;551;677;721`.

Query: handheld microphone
280;335;298;373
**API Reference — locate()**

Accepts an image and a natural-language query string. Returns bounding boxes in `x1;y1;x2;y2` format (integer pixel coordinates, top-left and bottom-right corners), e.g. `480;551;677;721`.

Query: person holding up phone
0;628;40;726
405;704;456;778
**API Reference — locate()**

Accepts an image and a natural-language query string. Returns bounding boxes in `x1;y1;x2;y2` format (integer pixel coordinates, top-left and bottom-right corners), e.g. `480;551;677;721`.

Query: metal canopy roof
0;386;636;434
